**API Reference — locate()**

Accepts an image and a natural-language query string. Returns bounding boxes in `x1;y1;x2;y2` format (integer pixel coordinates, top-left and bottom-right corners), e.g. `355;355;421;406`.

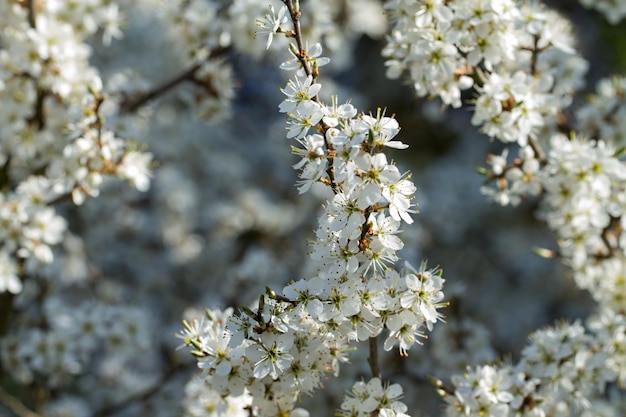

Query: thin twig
0;386;41;417
529;34;539;77
407;371;455;397
27;88;47;130
26;0;36;29
282;0;314;78
528;136;547;164
46;191;74;207
0;293;15;337
120;62;202;113
281;0;337;198
23;1;47;131
597;215;624;261
120;47;228;113
368;336;381;379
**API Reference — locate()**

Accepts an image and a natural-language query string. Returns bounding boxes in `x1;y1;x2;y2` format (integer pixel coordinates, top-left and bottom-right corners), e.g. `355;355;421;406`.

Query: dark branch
368;336;381;379
528;136;547;164
26;0;36;29
282;0;315;79
120;46;228;113
120;62;202;113
0;386;41;417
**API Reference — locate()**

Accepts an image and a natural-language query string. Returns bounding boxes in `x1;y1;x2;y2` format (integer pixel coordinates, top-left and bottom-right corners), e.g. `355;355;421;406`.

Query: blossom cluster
1;1;397;414
1;0;625;416
339;377;409;417
576;76;626;144
479;144;542;206
383;0;587;143
539;134;626;311
181;253;445;416
1;298;153;388
380;1;626;415
445;313;626;417
0;179;66;293
183;373;253;417
179;5;448;415
0;1;153;294
180;75;447;409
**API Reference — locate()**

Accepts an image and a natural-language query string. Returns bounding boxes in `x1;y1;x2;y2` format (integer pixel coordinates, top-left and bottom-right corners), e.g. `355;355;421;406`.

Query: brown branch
0;386;41;417
26;0;36;29
27;88;47;131
119;62;202;113
358;208;373;252
120;47;228;113
282;0;339;197
596;215;624;260
321;142;340;194
368;336;381;379
528;136;547;164
529;34;539;77
0;293;14;337
282;0;315;79
45;191;74;207
188;76;219;98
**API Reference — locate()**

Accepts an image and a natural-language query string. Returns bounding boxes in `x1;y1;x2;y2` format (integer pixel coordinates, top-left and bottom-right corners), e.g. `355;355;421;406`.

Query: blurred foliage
601;19;626;73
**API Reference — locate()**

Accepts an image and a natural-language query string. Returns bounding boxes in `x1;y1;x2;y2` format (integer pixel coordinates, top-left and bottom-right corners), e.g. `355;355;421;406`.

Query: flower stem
368;336;381;379
26;0;36;29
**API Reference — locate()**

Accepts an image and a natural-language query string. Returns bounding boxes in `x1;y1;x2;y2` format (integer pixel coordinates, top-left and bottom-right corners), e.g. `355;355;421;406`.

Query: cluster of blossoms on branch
577;76;626;144
381;1;626;416
0;1;153;295
445;314;625;417
383;0;587;117
183;0;626;416
380;0;626;310
339;377;409;417
1;0;626;416
539;134;626;310
0;1;161;404
0;0;395;414
179;2;448;416
1;299;152;388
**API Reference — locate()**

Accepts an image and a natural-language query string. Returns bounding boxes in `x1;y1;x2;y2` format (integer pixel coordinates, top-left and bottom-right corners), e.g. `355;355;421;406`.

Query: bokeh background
1;0;625;416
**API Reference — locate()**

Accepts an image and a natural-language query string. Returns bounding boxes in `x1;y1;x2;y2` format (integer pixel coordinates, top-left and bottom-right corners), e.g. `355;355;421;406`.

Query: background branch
26;0;36;29
0;387;40;417
120;62;202;113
